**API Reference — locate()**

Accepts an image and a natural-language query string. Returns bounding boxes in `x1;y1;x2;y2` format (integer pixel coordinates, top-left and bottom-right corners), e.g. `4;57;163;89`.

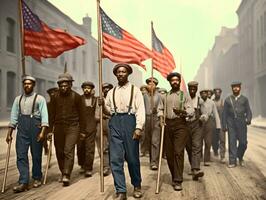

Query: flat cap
146;77;159;85
113;63;133;75
231;81;241;86
22;75;36;83
57;73;74;83
102;83;113;89
81;81;95;89
213;88;222;92
187;81;199;87
167;72;181;81
200;89;209;94
46;87;58;94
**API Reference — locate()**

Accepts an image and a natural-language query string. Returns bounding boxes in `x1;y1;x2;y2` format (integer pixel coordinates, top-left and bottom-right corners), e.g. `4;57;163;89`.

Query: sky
48;0;241;89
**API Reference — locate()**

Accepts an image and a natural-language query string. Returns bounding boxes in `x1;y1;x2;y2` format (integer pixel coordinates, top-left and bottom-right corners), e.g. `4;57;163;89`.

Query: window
7;71;16;108
82;50;86;74
6;18;16;53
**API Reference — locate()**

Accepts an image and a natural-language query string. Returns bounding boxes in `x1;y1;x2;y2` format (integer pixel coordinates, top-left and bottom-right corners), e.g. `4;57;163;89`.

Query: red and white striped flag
100;7;152;68
22;0;85;62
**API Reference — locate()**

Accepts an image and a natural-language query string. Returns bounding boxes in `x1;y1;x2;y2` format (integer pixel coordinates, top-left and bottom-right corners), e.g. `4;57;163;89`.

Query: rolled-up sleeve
134;88;145;130
39;96;49;127
9;97;19;128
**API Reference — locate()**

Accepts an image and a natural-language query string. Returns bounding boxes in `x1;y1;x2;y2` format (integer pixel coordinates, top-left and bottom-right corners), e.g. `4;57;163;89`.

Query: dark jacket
81;95;97;134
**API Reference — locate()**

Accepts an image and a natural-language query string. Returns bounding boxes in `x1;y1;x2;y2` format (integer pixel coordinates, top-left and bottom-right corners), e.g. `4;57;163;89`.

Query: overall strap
229;96;237;118
31;94;38;118
113;87;117;114
18;95;23;115
127;85;134;114
197;96;200;109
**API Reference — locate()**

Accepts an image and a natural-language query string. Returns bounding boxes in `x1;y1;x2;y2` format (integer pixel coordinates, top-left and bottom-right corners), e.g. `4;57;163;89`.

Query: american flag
22;0;85;62
100;7;152;68
152;26;175;78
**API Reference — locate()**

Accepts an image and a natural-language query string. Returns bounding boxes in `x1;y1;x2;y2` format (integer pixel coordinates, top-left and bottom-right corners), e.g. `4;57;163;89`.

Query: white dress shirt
105;82;145;130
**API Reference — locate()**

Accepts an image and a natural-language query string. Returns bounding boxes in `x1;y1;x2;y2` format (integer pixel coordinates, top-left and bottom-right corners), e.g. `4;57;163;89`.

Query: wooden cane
155;94;167;194
1;141;12;193
43;136;52;185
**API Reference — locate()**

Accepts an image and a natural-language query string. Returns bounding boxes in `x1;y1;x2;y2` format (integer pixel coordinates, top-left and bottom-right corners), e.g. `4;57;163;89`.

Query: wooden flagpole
18;0;26;76
150;21;155;139
96;0;104;193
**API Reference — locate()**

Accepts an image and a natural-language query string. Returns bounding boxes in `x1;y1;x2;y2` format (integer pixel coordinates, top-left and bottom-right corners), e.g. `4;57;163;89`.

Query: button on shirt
105;82;145;130
158;90;194;119
201;98;221;129
9;92;49;128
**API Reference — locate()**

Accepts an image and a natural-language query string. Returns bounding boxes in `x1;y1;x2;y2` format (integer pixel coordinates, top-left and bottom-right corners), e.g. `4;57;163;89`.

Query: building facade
0;0;143;122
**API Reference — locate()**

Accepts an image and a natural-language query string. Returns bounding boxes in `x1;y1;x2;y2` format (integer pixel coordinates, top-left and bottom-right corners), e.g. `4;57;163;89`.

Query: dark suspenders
18;94;38;118
112;85;134;114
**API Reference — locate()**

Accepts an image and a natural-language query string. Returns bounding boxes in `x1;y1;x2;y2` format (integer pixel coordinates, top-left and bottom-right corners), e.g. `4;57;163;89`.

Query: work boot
192;170;204;181
62;175;70;186
33;179;42;188
116;192;127;200
85;170;93;177
79;166;85;174
13;184;28;193
173;182;182;191
103;168;110;176
58;174;63;183
228;164;236;168
220;157;225;164
204;162;210;166
150;165;158;171
239;159;245;166
133;187;143;198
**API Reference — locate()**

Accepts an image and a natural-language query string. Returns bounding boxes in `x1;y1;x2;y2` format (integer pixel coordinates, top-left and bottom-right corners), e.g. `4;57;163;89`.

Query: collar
169;89;181;95
117;82;131;89
23;91;35;97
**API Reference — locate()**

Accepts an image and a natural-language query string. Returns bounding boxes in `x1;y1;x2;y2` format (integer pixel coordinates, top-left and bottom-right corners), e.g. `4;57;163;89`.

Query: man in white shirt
103;63;145;199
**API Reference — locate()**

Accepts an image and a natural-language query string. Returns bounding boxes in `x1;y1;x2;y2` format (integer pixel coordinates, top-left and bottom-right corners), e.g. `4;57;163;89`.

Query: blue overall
16;95;43;184
109;113;141;193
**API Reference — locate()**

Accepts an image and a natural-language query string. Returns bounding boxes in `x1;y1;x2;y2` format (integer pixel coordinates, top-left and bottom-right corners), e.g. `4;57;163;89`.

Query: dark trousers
54;124;79;175
164;118;189;183
227;119;247;165
77;130;97;171
212;129;226;158
145;115;161;167
16;115;43;184
201;118;213;162
96;122;110;169
186;119;202;170
109;114;141;193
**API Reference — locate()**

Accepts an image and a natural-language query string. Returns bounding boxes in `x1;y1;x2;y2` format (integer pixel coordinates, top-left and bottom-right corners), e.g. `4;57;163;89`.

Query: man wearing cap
199;89;221;166
6;75;48;192
157;72;194;191
143;77;162;170
77;81;98;177
102;63;145;199
95;82;113;176
185;81;204;181
212;88;226;163
140;85;148;95
207;89;214;99
222;82;252;168
48;73;86;186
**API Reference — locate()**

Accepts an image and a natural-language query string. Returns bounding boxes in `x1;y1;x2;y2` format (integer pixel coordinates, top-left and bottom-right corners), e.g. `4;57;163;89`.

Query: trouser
140;127;148;155
16;115;43;184
109;113;141;193
164;118;189;183
186;119;202;170
95;122;110;169
227;118;247;165
212;129;226;158
201;118;213;162
77;130;97;171
54;123;79;176
145;115;161;167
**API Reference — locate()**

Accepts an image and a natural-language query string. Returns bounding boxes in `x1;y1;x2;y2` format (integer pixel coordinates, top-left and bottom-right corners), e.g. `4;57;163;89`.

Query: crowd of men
5;63;252;199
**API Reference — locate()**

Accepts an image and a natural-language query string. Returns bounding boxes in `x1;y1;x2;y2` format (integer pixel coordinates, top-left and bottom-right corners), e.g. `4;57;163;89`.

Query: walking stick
1;140;12;193
155;95;167;194
43;128;54;185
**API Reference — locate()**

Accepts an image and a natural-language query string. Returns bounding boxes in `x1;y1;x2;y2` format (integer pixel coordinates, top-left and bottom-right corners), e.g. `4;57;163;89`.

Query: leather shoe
204;162;210;166
228;164;236;168
116;192;127;200
62;175;70;186
173;183;182;191
85;170;93;177
192;170;204;181
13;184;28;193
133;187;143;198
33;179;42;188
150;165;158;171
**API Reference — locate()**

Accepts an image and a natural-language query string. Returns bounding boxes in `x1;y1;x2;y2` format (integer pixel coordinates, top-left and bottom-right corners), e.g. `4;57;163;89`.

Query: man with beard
95;82;113;176
207;89;214;99
199;89;221;166
6;76;48;192
212;88;226;163
48;73;86;186
143;77;161;170
101;63;145;199
158;72;194;191
77;81;97;177
185;81;204;181
222;82;252;168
